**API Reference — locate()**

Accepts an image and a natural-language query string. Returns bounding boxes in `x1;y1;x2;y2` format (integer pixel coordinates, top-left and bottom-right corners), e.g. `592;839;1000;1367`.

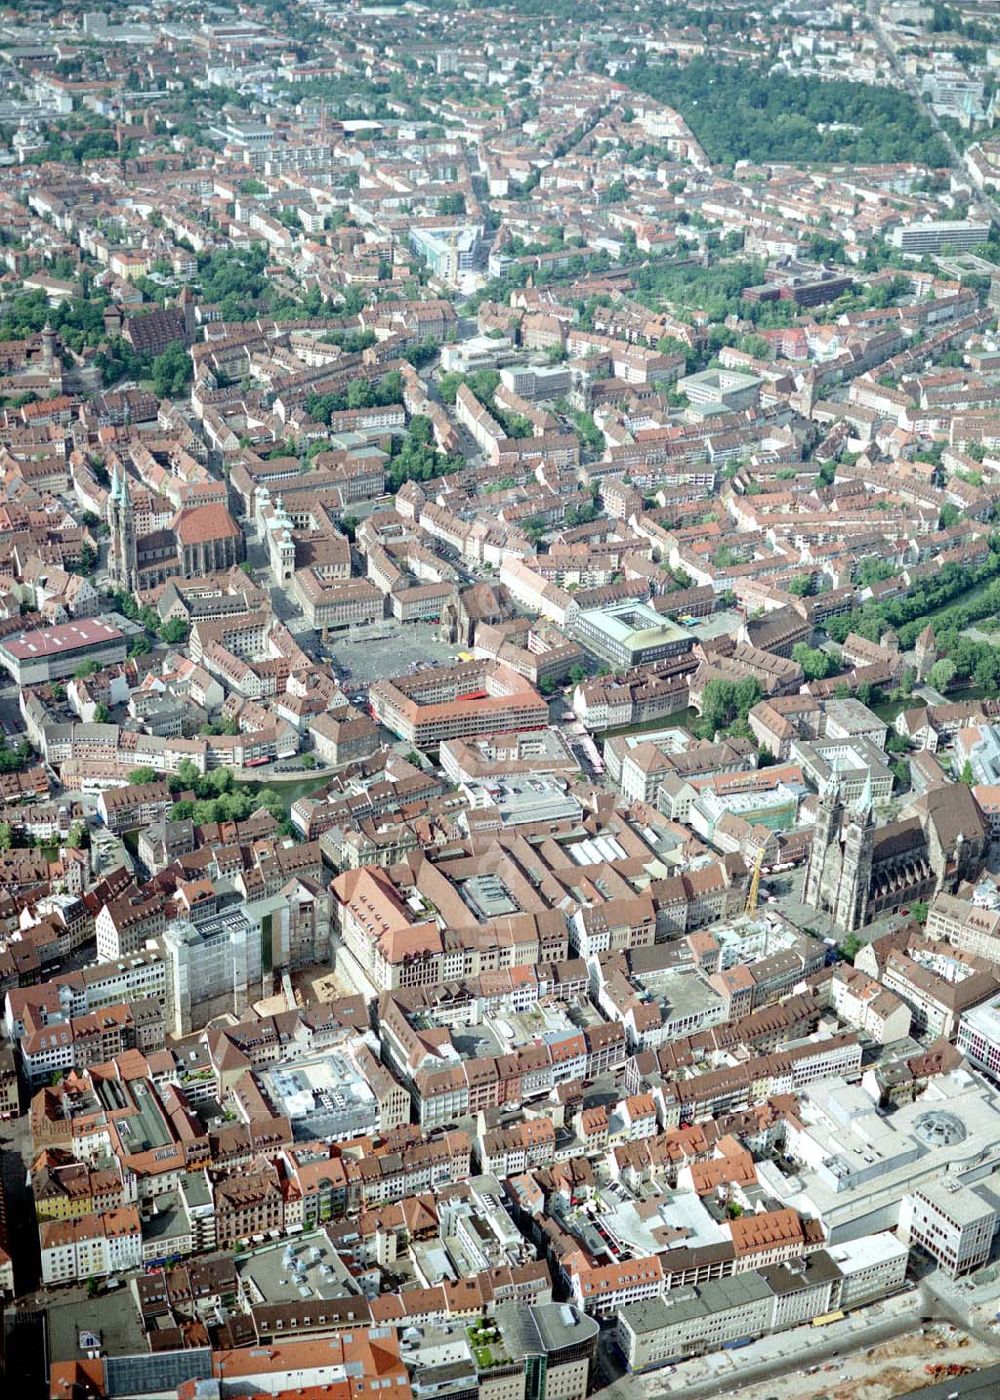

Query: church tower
178;285;196;345
834;779;875;934
107;463;137;593
803;783;842;914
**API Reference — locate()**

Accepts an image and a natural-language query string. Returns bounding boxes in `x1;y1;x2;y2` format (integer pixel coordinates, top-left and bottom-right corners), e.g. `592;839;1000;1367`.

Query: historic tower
834;779;876;934
803;784;842;913
107;463;138;593
41;320;56;374
914;624;938;683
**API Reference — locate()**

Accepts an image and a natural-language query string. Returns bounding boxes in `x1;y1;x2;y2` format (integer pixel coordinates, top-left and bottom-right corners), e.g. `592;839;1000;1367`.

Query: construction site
731;1324;998;1400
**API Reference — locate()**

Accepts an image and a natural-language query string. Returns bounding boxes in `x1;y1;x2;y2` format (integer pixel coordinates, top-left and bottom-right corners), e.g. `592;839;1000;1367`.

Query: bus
811;1311;845;1327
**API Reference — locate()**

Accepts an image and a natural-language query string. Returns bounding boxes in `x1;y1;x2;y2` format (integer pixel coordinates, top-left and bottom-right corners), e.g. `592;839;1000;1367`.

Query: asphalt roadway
898;1364;1000;1400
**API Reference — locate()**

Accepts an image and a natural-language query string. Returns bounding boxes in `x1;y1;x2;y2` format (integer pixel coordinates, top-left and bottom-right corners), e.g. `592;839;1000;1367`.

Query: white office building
957;992;1000;1081
901;1179;997;1278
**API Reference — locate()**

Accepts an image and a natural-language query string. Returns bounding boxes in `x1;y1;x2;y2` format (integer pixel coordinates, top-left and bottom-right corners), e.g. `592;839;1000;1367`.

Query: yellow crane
744;845;765;917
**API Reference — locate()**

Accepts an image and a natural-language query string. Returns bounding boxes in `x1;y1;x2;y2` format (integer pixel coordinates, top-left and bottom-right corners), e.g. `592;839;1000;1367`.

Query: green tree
0;821;11;851
74;542;98;576
346;378;374;409
792;643;835;682
93;702;110;724
858;557;896;588
67;822;89;849
159;617;189;645
129;767;157;785
0;736;32;774
107;588;139;621
199;718;238;737
624;58;950;168
840;932;861;963
927;657;956;693
151;341;193;399
698;677;763;736
385;418;463;493
171;758;202;792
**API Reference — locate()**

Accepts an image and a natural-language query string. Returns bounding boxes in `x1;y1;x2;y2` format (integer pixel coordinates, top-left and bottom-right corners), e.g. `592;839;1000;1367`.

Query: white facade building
901;1180;997;1278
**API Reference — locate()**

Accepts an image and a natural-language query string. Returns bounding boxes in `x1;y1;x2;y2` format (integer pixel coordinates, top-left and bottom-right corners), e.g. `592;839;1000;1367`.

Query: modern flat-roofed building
957;992;1000;1080
791;736;894;804
824;1233;909;1309
615;1237;902;1373
822;697;888;750
757;1071;1000;1244
0;618;126;684
499;363;572;401
890;220;991;255
254;1053;379;1143
677;367;762;415
410;224;482;283
615;1276;774;1371
572;601;692;671
901;1179;997;1277
690;783;800;843
492;1300;599;1400
460;774;583;829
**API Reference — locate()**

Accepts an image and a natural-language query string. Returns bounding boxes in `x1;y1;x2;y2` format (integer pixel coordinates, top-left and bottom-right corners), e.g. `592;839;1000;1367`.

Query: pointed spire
852;768;874;821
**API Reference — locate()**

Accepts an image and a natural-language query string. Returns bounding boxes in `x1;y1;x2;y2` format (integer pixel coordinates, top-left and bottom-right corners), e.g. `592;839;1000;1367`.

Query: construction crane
744;846;765;918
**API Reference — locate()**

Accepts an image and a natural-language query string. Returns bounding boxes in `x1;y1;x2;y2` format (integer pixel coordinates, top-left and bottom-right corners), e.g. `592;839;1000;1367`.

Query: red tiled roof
175;502;241;545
